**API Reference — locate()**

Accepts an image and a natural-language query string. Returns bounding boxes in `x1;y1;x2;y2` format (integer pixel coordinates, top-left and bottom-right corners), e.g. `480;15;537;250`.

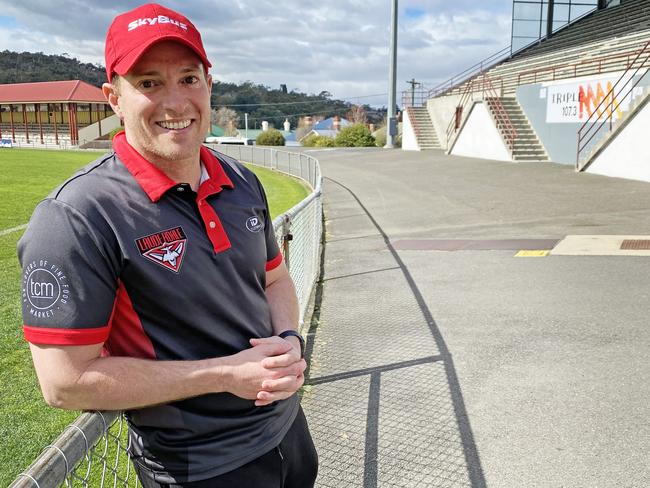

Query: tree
346;104;368;125
212;107;240;136
335;124;376;147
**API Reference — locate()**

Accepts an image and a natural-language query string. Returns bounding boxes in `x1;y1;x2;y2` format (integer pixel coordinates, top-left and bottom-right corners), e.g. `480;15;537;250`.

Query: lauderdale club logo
135;226;188;273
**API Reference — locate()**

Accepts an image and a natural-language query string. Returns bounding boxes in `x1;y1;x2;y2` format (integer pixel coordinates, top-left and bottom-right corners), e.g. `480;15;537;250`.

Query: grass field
0;148;310;486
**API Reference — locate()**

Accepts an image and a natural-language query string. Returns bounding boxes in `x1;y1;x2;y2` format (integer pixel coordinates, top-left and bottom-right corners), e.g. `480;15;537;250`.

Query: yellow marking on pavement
515;250;550;257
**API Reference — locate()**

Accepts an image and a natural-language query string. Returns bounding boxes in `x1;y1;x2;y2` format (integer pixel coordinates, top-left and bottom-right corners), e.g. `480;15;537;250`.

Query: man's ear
102;83;123;119
206;73;213;97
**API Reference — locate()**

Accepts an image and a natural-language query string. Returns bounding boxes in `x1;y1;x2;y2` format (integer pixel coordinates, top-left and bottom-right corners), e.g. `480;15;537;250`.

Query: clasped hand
227;336;306;406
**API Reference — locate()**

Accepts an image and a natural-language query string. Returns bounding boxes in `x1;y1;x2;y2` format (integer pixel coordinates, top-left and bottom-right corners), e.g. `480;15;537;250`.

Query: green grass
0;148;310;486
0;149;102;229
245;164;310;219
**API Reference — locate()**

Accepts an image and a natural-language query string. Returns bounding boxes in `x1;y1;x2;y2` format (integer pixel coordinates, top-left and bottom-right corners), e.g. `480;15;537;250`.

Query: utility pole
385;0;398;149
407;78;421;107
245;113;249;140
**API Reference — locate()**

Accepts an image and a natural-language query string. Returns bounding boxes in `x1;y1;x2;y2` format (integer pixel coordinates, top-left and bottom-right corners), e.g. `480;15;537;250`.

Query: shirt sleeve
17;198;120;345
254;177;282;271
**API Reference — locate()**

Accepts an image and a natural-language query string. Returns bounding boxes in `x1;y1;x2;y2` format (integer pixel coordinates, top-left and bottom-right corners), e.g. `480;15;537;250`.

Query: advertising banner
543;71;647;123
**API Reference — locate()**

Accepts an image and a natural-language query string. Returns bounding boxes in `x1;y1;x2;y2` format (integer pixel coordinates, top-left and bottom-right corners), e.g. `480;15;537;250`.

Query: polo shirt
17;132;299;483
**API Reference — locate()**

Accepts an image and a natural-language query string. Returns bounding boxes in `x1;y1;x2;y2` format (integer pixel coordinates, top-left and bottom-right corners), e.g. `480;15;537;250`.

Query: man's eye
141;80;156;89
183;76;199;84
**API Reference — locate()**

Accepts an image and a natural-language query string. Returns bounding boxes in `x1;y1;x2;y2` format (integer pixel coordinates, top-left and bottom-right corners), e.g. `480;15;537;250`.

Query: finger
265;363;304;380
249;338;293;355
255;388;296;405
261;373;304;392
249;336;286;347
261;353;304;370
249;341;293;358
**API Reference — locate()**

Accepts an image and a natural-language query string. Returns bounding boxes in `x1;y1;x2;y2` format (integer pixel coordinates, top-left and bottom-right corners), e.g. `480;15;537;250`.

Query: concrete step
407;106;441;150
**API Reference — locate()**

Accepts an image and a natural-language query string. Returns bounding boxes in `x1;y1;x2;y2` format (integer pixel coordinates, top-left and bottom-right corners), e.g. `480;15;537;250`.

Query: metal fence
10;145;323;488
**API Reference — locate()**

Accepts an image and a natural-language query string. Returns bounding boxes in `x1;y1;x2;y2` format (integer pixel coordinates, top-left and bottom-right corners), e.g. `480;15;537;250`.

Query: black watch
278;330;305;359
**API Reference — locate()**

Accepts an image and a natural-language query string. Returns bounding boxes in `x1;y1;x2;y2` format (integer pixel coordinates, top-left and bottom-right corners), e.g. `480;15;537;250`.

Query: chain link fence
10;145;323;488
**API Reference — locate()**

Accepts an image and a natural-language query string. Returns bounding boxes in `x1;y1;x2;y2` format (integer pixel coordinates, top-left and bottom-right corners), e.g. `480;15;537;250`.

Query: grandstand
0;80;119;148
403;0;650;181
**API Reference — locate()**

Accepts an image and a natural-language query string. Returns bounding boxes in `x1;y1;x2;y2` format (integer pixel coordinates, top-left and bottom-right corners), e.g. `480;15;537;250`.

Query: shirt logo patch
246;216;264;233
135;227;187;273
22;260;71;319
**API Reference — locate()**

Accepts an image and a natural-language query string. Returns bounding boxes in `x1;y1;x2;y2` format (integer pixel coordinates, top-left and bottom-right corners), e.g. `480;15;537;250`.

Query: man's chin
152;137;203;159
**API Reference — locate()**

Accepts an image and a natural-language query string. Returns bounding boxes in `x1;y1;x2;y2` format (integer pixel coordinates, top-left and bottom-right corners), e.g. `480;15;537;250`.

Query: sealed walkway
300;149;650;488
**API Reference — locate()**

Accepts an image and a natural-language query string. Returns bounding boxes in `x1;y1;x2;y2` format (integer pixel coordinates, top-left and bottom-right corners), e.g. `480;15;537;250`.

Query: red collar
113;131;234;202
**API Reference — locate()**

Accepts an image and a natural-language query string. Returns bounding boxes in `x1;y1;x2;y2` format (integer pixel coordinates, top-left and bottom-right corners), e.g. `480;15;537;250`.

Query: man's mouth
156;120;192;130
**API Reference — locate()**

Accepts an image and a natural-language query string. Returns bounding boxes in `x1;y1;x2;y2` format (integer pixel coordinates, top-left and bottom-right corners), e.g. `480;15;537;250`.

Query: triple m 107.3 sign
543;71;646;124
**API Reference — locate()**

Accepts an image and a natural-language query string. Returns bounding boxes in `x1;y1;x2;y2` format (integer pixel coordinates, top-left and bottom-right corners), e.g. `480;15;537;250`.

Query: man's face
106;41;212;166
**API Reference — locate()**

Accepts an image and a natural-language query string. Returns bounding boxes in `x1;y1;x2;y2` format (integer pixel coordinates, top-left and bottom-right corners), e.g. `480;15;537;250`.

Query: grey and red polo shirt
18;132;299;483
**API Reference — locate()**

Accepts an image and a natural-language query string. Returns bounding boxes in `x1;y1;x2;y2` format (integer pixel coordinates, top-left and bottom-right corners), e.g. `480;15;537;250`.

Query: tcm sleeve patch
17;199;119;345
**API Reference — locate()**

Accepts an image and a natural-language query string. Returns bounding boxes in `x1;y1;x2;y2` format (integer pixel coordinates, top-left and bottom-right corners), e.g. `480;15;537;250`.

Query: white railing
9;145;323;488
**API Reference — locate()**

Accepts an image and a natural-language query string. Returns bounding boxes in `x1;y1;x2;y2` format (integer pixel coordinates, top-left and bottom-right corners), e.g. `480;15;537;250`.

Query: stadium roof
0;80;106;104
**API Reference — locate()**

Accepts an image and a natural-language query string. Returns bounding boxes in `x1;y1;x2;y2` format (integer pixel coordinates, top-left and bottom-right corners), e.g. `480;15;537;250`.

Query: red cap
104;3;211;82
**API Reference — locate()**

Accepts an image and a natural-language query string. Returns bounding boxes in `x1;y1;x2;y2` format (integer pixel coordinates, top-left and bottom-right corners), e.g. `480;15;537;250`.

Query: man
17;3;318;487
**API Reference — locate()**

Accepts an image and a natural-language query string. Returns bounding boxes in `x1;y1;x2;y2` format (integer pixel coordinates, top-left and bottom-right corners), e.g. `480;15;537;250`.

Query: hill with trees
0;50;385;129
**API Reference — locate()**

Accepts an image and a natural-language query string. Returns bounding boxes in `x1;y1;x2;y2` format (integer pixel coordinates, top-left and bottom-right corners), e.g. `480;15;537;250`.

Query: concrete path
299;149;650;488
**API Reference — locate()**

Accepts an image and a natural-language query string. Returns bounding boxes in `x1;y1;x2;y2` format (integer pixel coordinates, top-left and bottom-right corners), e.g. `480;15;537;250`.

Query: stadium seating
419;0;650;161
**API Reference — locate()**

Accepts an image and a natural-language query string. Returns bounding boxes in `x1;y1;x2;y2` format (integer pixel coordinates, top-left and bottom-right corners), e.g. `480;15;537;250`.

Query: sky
0;1;514;106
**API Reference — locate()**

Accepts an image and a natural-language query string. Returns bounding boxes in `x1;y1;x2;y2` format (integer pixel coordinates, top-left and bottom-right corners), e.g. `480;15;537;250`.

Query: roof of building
313;117;351;130
310;129;339;138
0;80;107;104
208;124;226;137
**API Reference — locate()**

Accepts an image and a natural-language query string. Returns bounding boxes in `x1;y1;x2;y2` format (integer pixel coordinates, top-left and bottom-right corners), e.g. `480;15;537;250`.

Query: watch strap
278;329;305;358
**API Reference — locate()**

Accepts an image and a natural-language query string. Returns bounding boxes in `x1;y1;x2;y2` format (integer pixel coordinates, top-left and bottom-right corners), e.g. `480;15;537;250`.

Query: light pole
384;0;398;148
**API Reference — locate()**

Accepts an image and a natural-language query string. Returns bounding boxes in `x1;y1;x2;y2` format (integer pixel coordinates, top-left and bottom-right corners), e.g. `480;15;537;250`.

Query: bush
301;133;318;147
335;124;375;147
256;129;285;146
302;134;335;147
314;136;336;148
374;127;387;147
373;127;402;148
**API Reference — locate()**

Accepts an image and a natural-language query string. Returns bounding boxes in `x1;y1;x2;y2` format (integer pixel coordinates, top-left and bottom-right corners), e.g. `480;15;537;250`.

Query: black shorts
134;406;318;488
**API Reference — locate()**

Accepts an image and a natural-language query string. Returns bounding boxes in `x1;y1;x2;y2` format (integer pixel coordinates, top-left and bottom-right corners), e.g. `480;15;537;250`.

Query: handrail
483;76;518;153
445;74;518;155
401;85;432;108
428;46;511;99
445;75;504;148
576;40;650;169
434;0;644;102
517;41;650;86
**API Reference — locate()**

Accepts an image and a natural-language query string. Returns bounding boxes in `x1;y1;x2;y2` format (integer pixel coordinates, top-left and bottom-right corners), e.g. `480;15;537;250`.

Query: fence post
282;215;292;271
309;158;313;186
300;154;305;180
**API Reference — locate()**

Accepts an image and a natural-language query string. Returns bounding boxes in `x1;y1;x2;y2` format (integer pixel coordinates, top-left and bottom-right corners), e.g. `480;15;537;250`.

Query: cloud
0;0;514;103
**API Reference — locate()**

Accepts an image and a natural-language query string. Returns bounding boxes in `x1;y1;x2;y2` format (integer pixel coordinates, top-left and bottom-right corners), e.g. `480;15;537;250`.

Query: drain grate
620;239;650;250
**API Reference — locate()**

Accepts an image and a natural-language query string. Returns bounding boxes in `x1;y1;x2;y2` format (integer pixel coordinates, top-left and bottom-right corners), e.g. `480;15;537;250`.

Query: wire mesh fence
10;145;323;488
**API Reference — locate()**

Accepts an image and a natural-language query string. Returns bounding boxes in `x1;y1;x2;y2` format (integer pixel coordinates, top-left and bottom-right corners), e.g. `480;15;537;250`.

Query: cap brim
112;34;212;79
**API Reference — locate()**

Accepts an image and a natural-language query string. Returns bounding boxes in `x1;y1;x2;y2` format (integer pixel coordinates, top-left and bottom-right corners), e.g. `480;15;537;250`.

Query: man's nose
162;84;190;114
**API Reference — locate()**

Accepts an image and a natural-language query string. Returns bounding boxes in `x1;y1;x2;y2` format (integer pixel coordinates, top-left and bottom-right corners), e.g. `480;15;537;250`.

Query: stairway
406;107;440;149
486;97;549;162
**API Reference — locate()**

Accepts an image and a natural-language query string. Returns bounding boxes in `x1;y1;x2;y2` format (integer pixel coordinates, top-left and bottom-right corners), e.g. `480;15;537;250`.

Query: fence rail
576;41;650;169
9;146;323;488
